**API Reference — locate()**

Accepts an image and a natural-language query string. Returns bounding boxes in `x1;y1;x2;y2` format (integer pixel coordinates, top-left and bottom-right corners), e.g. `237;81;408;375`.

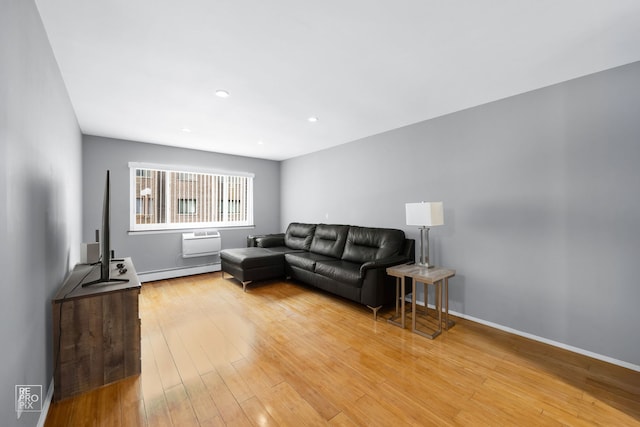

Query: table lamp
405;202;444;268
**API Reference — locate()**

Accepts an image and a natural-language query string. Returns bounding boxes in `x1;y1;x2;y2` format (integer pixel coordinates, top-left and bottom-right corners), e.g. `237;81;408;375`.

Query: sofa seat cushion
261;246;305;254
220;247;284;269
314;260;363;287
285;252;335;271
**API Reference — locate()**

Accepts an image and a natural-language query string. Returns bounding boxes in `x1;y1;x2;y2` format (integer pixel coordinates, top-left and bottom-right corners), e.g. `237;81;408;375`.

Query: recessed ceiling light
257;140;264;145
215;89;230;98
181;127;192;133
308;116;319;123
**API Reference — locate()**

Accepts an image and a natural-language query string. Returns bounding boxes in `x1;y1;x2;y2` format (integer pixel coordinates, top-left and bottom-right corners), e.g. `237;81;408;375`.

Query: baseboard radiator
138;264;221;283
181;230;221;258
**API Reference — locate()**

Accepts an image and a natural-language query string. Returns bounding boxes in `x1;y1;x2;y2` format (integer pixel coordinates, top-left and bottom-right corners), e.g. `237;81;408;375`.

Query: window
177;198;197;215
177;172;196;181
129;163;254;231
135;197;154;215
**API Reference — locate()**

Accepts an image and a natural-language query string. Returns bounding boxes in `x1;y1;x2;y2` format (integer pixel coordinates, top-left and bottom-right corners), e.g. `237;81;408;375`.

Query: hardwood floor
45;272;640;426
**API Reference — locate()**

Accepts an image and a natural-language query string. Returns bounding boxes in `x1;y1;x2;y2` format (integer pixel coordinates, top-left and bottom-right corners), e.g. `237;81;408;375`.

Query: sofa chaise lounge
220;222;415;319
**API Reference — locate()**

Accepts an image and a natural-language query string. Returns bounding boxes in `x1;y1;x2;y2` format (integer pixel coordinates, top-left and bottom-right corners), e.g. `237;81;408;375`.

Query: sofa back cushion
342;226;405;263
309;224;349;258
284;222;316;250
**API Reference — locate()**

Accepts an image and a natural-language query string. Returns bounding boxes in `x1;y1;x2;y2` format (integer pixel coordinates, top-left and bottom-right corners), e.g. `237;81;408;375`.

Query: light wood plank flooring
45;272;640;426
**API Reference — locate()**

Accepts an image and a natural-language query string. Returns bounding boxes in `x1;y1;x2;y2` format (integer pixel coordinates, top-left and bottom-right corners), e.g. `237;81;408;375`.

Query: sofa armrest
247;233;285;248
360;255;411;275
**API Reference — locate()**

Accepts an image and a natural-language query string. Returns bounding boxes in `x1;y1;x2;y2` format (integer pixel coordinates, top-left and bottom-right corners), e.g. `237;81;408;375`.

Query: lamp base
417;262;435;269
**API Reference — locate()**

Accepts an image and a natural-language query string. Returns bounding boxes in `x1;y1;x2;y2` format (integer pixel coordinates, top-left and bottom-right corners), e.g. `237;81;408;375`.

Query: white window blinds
130;163;254;231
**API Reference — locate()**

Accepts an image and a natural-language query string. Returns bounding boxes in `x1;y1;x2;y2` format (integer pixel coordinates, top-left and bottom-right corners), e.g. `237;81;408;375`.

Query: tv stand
81;260;130;287
52;257;141;401
81;277;129;287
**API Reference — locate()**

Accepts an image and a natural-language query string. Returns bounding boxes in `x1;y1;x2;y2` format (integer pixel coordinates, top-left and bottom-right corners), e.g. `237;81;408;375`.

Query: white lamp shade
405;202;444;227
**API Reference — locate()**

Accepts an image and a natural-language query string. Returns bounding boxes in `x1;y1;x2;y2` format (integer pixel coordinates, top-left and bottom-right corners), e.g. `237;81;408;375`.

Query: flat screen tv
82;170;129;287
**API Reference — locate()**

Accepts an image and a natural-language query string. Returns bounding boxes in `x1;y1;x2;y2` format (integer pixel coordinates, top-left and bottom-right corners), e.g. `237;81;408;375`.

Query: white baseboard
37;379;54;427
138;263;221;283
406;294;640;372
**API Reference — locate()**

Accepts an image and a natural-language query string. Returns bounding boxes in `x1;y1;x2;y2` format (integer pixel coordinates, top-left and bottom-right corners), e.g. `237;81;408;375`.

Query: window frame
129;162;255;232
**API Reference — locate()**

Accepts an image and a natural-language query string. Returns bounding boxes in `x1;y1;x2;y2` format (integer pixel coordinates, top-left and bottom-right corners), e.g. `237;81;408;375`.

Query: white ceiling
36;0;640;161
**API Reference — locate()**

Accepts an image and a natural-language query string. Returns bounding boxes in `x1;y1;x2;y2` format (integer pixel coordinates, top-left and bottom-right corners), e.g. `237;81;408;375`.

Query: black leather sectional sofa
220;222;415;319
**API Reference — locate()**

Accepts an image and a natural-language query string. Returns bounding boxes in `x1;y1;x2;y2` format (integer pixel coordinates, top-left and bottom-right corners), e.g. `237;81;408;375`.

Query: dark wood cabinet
52;258;141;401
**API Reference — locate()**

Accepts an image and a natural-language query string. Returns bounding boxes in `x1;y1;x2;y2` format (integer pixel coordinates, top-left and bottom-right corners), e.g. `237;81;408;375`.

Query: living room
3;1;640;426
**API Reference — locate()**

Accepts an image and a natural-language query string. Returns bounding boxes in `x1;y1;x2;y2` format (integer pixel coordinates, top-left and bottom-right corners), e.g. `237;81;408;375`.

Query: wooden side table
386;265;410;328
386;264;456;339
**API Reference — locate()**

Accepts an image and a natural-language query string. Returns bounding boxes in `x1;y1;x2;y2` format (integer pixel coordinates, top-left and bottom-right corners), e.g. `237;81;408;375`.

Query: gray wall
281;61;640;367
82;136;281;275
1;0;82;425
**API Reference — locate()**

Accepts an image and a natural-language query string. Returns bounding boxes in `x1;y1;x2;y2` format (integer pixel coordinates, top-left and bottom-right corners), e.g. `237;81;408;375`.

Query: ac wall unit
181;230;221;258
